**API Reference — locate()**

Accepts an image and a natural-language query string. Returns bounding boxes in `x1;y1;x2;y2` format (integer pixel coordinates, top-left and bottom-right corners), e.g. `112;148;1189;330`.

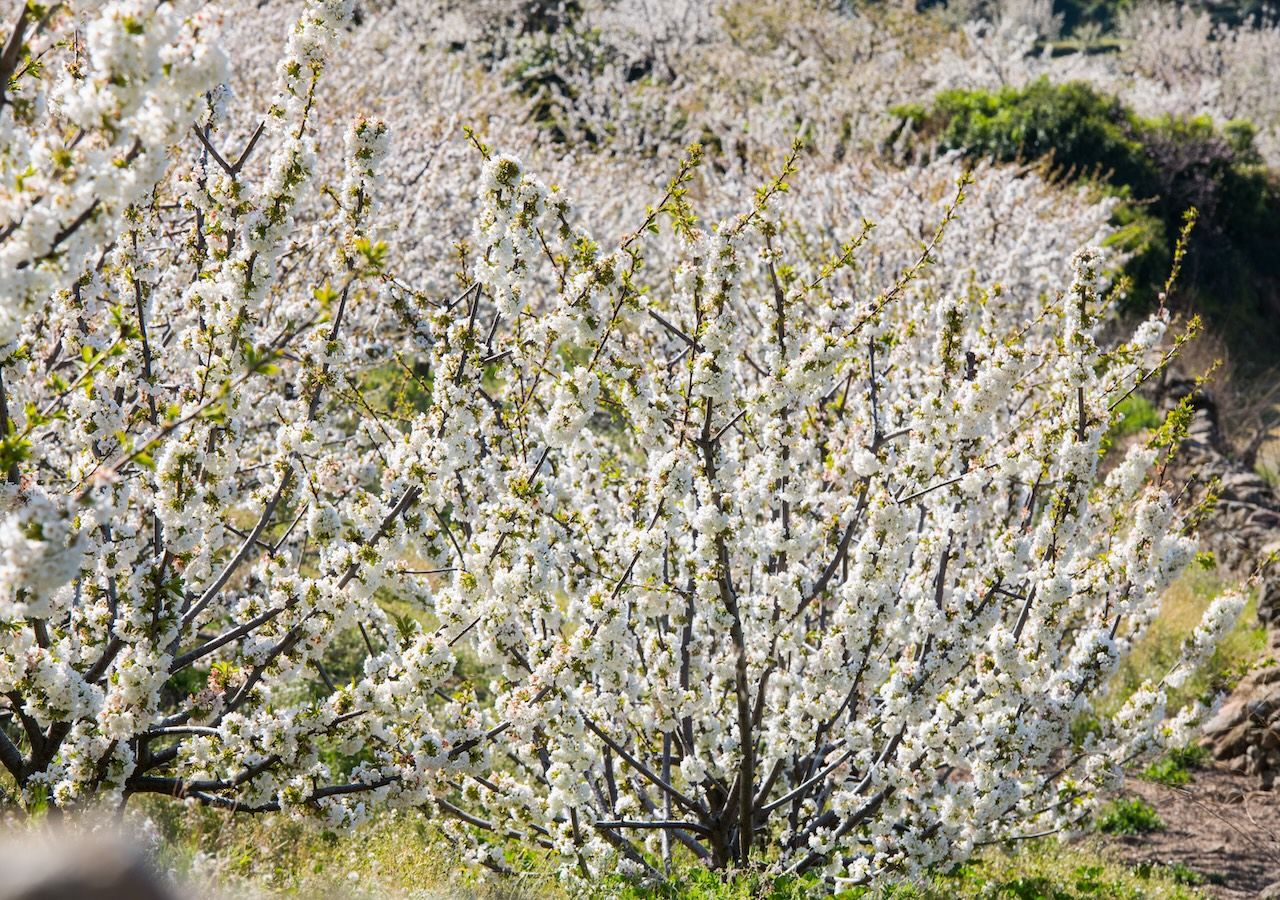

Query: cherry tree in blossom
0;0;1243;888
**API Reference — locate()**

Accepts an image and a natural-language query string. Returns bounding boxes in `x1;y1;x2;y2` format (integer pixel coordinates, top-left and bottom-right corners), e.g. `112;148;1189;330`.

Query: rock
1203;698;1246;736
1187;420;1217;446
1219;471;1272;503
1260;880;1280;900
1225;723;1255;759
1246;701;1280;723
1262;565;1280;626
1203;669;1280;782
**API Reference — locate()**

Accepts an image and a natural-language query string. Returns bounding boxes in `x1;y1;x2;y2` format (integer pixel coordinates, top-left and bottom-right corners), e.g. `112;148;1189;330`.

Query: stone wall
1157;377;1280;780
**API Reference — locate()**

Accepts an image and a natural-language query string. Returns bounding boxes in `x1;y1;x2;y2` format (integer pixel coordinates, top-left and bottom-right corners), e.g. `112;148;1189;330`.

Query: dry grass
142;801;564;899
140;805;1210;899
1105;566;1269;717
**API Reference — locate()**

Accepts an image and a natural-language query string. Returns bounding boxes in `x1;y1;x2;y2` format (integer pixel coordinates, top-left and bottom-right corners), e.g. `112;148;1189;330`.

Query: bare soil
1107;768;1280;897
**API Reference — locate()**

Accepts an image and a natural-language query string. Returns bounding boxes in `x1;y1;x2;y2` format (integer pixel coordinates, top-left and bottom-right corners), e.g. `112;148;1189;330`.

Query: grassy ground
141;800;1211;899
147;803;559;899
1103;565;1269;717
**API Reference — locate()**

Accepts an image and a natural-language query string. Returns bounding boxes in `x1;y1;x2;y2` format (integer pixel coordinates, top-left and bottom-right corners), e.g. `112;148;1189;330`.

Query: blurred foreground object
0;833;176;900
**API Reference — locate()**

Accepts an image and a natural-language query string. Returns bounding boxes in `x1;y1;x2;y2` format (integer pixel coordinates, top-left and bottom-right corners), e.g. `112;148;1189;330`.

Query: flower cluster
0;1;226;348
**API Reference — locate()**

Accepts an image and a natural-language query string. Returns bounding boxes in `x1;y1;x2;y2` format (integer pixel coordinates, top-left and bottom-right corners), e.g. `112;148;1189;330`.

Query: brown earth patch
1106;768;1280;897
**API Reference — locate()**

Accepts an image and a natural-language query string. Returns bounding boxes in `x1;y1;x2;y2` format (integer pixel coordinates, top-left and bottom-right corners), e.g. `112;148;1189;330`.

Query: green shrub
1107;394;1161;441
897;79;1280;360
911;80;1146;185
1097;798;1164;835
1140;744;1210;787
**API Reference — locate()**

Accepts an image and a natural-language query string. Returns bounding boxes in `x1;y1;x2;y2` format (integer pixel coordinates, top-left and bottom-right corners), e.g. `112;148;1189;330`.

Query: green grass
1101;394;1163;458
1096;798;1164;836
137;803;1209;899
1140;744;1210;787
144;802;563;898
927;840;1206;899
1107;395;1162;442
603;867;837;899
1134;860;1224;888
598;838;1210;898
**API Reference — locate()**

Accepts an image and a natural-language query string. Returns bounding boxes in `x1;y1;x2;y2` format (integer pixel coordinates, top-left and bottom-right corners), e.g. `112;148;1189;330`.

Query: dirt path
1107;769;1280;897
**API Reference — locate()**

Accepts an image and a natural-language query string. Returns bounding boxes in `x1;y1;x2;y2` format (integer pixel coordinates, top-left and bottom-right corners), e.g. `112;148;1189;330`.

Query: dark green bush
1053;0;1134;33
1060;0;1280;33
911;0;1280;36
897;78;1280;360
